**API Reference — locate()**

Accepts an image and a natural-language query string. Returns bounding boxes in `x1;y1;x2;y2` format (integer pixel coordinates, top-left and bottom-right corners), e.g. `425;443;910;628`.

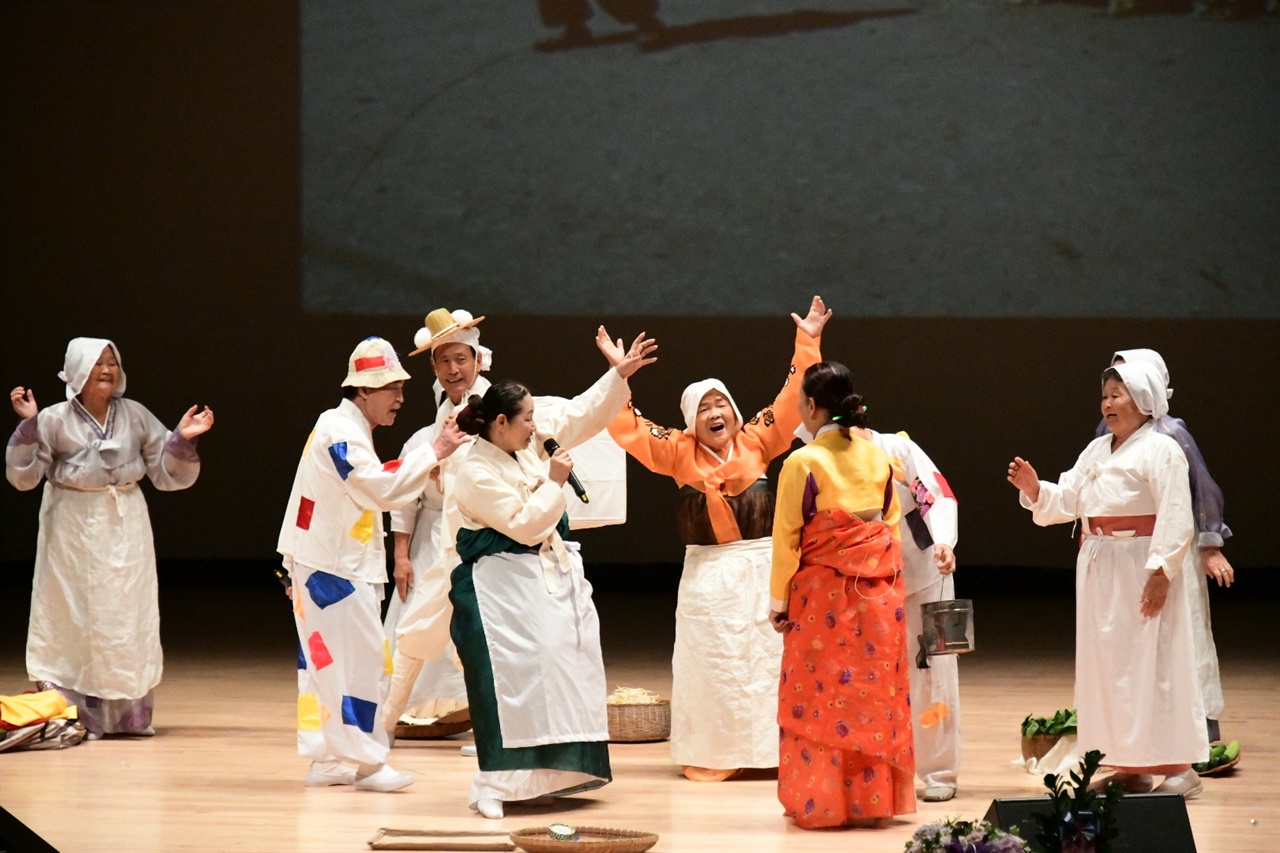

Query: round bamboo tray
606;700;670;743
510;826;658;853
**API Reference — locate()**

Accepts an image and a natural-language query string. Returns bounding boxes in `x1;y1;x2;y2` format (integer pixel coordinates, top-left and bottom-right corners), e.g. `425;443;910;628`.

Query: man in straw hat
383;308;490;740
278;336;465;791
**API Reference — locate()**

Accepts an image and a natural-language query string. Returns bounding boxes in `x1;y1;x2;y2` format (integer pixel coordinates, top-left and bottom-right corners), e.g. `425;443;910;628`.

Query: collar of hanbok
336;398;374;440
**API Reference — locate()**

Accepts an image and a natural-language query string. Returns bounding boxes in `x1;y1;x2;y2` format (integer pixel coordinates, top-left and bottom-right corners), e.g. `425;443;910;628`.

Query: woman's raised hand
178;405;215;440
597;326;658;379
10;387;37;419
791;295;832;339
1006;456;1040;503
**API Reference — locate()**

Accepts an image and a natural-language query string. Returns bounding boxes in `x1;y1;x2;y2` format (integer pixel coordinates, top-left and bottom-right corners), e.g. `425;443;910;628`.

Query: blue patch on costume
297;638;307;670
341;695;378;733
327;441;354;481
305;571;356;609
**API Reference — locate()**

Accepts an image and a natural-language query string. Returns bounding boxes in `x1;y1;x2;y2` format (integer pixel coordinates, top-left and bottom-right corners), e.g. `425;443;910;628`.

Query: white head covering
679;379;744;435
59;337;126;401
342;337;411;388
1112;348;1172;400
1111;361;1169;420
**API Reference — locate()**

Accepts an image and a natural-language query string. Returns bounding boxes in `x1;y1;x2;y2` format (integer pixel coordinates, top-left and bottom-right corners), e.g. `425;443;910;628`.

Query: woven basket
509;826;658;853
1020;732;1063;763
606;700;670;743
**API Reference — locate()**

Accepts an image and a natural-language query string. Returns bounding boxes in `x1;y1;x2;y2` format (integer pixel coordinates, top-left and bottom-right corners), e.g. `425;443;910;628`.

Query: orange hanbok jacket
607;329;822;545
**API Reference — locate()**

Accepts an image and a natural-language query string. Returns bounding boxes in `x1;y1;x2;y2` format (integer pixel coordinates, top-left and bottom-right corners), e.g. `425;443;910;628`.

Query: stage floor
2;578;1277;851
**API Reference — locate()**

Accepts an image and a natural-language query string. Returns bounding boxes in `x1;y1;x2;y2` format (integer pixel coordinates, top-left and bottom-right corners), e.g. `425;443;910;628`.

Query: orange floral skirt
777;509;914;828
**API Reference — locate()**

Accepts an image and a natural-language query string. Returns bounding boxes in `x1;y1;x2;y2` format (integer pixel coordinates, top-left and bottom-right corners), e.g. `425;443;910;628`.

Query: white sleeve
454;464;567;548
1019;445;1094;527
389;425;441;534
1145;438;1194;579
534;368;629;452
896;434;958;549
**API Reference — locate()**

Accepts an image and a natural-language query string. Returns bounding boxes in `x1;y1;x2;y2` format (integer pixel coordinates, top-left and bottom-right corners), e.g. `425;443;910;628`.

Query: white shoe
354;763;413;792
460;744;478;757
476;798;504;819
305;761;356;787
922;786;956;802
1155;770;1203;799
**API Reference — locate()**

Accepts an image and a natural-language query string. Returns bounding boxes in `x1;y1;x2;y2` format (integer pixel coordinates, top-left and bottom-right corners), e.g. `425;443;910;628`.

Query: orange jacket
607;329;822;544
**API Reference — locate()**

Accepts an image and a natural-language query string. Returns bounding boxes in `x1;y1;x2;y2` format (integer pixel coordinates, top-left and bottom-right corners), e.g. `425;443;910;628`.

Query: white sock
477;798;504;819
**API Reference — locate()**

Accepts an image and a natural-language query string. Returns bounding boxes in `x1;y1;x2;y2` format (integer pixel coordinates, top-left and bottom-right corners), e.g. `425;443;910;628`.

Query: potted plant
1021;708;1077;762
1031;749;1123;853
905;817;1029;852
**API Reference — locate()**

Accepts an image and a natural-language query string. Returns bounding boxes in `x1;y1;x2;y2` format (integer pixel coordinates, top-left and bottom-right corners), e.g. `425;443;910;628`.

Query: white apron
29;482;162;700
471;543;609;748
671;536;782;769
1075;533;1208;766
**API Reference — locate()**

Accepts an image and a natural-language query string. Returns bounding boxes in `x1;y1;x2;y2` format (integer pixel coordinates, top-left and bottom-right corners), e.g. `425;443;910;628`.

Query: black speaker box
984;792;1197;852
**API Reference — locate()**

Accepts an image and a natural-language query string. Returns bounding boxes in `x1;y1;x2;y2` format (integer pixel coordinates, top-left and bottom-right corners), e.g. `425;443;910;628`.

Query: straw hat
342;337;411;388
410;308;486;357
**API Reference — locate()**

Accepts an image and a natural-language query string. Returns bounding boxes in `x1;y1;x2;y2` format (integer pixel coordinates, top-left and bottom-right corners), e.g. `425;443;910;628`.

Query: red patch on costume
296;496;315;530
308;632;334;670
382;459;402;473
933;472;956;501
354;356;386;371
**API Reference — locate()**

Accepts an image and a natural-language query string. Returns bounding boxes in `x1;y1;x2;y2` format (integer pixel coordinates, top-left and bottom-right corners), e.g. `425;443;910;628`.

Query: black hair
801;361;868;429
1101;366;1123;385
455;380;531;440
342;385;361;400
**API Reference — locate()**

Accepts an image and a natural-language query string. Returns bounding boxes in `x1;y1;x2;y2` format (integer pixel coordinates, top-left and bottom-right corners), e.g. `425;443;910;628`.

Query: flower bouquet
905;818;1029;852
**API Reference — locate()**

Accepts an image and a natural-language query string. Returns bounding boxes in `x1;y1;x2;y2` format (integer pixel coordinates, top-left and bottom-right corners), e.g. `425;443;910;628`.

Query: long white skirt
1075;534;1208;767
905;576;963;788
28;483;162;700
1182;551;1224;722
670;537;782;769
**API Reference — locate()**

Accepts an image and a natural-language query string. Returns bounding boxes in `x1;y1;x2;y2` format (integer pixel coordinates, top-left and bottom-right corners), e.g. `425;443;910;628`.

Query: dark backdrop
2;1;1276;579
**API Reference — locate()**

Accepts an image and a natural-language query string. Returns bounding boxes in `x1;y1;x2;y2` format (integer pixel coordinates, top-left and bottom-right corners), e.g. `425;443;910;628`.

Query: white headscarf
1111;361;1170;420
1112;348;1172;400
58;337;126;401
679;379;743;435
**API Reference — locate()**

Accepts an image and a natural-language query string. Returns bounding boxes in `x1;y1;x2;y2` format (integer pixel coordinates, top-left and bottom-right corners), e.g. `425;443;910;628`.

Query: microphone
543;438;589;504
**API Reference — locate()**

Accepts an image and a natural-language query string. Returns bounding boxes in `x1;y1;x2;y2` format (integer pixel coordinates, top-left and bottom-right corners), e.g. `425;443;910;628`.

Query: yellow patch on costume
300;429;315;459
297;693;329;731
918;701;949;729
349;510;376;544
383;639;394;675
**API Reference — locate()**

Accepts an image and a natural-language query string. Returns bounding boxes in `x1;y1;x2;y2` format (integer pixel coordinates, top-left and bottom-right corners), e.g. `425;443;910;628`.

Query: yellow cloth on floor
0;690;78;728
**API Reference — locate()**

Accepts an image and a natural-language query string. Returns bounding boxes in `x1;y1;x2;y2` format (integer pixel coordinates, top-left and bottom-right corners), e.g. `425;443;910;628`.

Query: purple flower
865;642;876;656
791;704;805;720
825;612;836;628
862;767;875;783
839;669;853;685
894;606;904;621
835;720;849;737
804;798;815;815
815;680;824;694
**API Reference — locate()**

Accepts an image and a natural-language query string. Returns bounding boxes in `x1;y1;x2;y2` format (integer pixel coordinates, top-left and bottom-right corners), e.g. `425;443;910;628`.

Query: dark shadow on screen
1022;0;1271;17
536;7;920;53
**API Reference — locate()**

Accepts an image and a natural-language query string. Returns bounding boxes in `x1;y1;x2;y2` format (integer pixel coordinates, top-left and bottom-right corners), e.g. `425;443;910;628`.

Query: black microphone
543;438;589;504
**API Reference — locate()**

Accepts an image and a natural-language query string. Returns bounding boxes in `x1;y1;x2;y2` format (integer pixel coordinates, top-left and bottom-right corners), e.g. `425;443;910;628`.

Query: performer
383;308;488;735
865;429;961;803
449;329;656;819
278;337;463;792
607;296;829;781
1098;349;1233;745
1009;361;1207;797
769;361;913;828
6;338;213;739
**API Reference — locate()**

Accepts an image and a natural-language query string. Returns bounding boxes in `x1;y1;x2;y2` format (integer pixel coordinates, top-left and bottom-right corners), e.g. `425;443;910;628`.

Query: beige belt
52;481;138;517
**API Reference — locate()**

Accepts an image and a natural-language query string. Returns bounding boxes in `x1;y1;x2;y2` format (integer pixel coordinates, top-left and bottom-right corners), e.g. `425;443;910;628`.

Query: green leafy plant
1022;708;1077;737
1031;749;1123;852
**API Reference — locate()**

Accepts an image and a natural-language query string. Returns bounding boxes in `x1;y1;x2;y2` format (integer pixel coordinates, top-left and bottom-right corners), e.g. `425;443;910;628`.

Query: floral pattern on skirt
777;509;915;828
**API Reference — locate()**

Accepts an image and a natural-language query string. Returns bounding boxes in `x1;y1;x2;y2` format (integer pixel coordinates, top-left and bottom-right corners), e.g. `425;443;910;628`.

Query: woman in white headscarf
6;338;214;738
1007;361;1207;797
607;296;830;781
1098;348;1233;744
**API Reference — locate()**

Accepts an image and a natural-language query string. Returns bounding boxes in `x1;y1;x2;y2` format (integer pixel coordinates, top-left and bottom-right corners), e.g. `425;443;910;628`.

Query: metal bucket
920;598;975;657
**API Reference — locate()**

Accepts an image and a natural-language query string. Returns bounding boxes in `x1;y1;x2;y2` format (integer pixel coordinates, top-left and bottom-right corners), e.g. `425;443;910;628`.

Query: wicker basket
510;826;658;853
1020;732;1063;763
606;700;670;743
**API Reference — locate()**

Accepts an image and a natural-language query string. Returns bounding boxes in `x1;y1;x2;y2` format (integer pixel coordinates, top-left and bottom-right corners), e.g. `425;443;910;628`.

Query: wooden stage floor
1;576;1277;852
